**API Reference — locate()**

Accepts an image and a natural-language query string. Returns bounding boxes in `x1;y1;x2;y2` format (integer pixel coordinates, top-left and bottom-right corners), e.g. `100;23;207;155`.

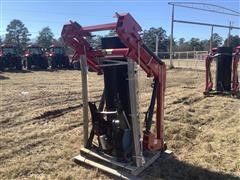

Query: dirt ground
0;68;239;180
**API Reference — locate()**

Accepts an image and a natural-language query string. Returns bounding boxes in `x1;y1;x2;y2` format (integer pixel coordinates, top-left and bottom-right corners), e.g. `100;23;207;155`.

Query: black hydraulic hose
98;88;105;111
144;79;159;132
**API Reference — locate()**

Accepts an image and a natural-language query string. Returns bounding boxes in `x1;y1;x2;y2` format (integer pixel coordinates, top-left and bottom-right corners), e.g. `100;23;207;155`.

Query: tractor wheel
73;61;80;70
26;58;32;70
68;62;74;70
41;58;49;69
0;58;4;71
23;59;28;69
16;63;22;70
27;63;31;70
50;57;57;69
22;59;26;69
62;57;70;69
16;57;22;70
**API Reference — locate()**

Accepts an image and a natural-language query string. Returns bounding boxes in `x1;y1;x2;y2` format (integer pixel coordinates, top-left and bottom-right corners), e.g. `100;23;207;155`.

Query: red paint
61;13;167;151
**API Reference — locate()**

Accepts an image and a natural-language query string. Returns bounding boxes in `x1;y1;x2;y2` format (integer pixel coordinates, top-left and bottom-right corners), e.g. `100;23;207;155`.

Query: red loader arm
61;21;103;74
61;13;166;151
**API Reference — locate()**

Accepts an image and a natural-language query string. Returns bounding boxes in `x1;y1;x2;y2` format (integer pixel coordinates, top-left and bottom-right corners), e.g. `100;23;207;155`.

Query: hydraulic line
144;79;159;133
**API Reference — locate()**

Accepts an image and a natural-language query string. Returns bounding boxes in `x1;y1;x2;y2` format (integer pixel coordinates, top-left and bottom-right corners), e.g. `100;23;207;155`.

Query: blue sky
0;0;239;42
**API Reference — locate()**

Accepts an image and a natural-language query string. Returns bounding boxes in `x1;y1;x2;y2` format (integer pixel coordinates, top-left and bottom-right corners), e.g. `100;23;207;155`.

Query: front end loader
61;13;171;178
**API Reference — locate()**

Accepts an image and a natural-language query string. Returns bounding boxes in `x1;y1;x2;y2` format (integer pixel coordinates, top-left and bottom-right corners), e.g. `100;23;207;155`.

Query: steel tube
174;19;240;30
83;23;117;32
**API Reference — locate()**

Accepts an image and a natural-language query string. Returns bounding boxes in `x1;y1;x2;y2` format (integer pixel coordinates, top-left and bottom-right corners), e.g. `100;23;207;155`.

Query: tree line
1;19;240;55
0;19;63;54
142;27;240;53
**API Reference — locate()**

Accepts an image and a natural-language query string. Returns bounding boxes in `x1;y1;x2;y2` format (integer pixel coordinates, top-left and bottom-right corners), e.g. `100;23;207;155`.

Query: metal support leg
127;59;144;167
80;55;89;147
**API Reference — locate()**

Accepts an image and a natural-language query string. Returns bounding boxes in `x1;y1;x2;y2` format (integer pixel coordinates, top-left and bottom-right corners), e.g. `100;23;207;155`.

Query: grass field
0;68;239;179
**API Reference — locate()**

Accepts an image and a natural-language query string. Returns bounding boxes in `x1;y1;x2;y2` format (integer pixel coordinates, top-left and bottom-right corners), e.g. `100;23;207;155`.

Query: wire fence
158;51;209;70
161;51;239;82
164;59;205;70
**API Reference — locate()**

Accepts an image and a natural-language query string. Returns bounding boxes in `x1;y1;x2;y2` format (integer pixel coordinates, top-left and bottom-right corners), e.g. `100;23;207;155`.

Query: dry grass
0;68;239;179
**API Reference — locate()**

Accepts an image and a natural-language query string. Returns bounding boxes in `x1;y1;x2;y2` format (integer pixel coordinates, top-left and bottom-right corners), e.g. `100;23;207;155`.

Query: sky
0;0;239;42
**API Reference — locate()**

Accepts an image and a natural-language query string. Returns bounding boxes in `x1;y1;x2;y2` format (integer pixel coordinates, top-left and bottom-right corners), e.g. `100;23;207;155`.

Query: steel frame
168;2;240;68
204;47;240;96
62;13;166;151
61;12;169;177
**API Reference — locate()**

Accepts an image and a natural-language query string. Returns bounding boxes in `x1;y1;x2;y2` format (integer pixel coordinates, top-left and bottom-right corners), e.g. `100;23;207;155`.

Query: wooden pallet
76;57;173;179
74;147;172;179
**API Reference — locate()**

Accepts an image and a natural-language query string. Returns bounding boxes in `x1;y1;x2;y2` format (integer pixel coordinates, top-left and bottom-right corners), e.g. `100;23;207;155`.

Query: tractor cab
0;44;22;70
23;45;48;69
49;45;65;55
0;45;18;55
47;45;69;69
25;45;44;56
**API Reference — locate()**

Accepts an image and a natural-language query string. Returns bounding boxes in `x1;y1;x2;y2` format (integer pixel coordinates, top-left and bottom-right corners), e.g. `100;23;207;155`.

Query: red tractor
0;44;22;70
47;45;70;69
23;45;48;69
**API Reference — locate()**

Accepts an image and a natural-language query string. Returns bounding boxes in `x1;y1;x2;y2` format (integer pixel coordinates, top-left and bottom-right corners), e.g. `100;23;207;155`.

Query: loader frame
204;47;239;97
61;13;171;178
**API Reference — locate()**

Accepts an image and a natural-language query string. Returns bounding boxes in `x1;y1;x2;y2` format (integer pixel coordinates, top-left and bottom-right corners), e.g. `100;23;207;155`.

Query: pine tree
5;19;30;53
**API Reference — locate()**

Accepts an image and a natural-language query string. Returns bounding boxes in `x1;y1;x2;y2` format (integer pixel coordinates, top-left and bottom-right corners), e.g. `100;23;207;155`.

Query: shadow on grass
0;68;79;73
169;67;205;72
31;69;58;72
142;155;239;180
0;69;60;73
21;69;76;72
0;69;32;73
74;153;239;180
0;75;10;80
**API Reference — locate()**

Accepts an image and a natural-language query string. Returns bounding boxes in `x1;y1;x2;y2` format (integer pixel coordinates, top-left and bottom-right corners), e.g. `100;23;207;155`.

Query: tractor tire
73;61;80;70
16;57;22;70
16;63;22;70
62;56;70;69
22;59;27;69
26;58;32;70
68;63;74;70
50;57;57;69
41;58;49;69
0;58;4;71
